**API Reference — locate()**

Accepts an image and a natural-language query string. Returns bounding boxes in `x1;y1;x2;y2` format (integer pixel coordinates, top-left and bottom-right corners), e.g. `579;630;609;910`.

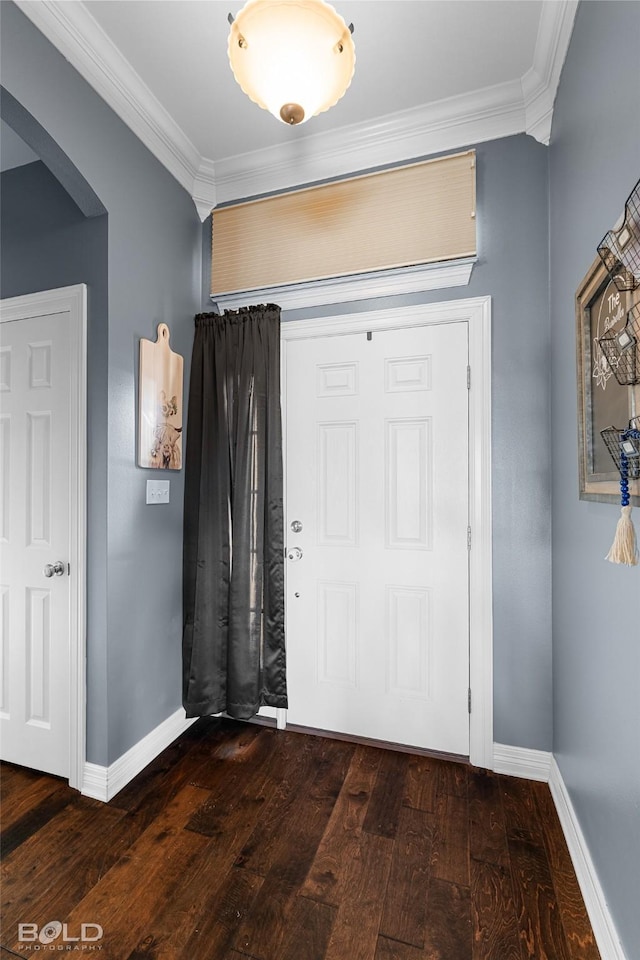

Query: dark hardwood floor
1;718;600;960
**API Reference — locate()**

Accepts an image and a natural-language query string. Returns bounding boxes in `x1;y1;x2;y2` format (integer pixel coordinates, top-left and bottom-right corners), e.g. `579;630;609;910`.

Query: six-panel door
0;311;71;777
285;322;470;755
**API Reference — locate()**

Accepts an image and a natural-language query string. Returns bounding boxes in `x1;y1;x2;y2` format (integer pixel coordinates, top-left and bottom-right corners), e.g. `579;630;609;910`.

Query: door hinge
467;526;472;550
468;688;472;713
467;365;471;390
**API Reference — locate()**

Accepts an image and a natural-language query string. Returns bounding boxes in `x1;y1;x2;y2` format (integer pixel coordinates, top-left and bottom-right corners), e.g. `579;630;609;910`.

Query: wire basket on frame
597;179;640;292
600;418;640;480
598;302;640;386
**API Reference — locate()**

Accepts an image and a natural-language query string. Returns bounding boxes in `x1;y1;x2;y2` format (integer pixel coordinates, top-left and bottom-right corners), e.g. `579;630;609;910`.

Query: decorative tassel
606;435;639;565
605;504;638;565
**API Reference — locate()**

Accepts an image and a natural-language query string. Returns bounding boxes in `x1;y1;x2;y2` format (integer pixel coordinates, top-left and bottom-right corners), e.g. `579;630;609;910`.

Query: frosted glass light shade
228;0;356;125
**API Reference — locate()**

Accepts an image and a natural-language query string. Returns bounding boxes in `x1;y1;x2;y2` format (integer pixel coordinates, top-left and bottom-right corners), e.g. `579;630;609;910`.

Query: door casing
281;296;492;769
0;284;87;790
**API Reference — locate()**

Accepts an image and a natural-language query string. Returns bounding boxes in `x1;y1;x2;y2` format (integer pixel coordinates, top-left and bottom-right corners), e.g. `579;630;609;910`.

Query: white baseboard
548;757;628;960
81;708;197;803
492;742;552;781
492;745;628;960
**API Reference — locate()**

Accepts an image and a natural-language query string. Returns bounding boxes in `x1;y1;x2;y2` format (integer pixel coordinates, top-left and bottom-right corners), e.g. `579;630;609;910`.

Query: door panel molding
282;296;492;769
0;284;87;790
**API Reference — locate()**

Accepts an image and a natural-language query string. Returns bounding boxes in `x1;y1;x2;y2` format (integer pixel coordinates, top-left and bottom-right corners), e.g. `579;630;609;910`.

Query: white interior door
0;306;74;778
285;321;470;755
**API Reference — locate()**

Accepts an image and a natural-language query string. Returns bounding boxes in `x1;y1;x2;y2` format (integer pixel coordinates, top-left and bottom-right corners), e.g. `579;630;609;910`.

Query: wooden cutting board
138;323;184;470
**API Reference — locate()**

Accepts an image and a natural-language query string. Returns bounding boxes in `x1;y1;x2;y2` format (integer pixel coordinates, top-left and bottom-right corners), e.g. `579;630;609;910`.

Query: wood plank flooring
0;718;600;960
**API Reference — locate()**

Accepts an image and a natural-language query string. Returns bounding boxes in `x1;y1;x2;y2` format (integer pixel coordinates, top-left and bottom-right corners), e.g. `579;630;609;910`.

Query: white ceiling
86;0;542;160
15;0;578;216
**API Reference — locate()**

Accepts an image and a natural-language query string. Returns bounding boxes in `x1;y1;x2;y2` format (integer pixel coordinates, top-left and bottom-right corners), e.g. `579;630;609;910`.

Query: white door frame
281;296;493;769
0;284;87;789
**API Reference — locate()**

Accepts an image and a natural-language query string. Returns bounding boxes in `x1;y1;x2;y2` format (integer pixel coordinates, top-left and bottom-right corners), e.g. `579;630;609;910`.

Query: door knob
287;546;303;561
44;561;66;578
290;520;303;533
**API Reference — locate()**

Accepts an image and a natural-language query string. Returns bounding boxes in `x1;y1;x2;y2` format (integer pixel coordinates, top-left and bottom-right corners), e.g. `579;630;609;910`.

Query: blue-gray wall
549;3;640;958
205;133;554;752
0;160;107;301
0;1;202;765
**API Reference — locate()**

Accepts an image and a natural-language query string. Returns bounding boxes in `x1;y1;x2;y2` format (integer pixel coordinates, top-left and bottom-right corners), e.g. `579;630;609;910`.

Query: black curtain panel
182;305;287;720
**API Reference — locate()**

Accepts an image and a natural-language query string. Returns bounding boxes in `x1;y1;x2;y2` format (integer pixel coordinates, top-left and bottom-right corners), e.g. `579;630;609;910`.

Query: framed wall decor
576;256;640;504
138;323;184;470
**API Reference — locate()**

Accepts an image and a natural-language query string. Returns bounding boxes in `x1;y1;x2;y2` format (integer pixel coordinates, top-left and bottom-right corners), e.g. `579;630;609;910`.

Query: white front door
0;295;81;779
284;320;470;756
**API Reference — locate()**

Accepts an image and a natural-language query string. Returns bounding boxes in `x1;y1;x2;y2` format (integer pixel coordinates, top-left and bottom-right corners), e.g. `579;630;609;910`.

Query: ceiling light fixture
227;0;355;126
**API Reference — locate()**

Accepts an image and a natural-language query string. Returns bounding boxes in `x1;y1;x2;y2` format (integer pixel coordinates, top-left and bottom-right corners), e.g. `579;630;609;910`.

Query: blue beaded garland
619;429;640;507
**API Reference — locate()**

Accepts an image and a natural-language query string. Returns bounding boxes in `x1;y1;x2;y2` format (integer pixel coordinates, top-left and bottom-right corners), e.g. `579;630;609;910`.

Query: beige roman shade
211;151;476;296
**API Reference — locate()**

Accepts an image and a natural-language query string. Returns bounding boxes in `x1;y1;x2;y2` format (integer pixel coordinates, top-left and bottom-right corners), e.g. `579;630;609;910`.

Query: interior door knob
287;546;303;561
43;561;66;578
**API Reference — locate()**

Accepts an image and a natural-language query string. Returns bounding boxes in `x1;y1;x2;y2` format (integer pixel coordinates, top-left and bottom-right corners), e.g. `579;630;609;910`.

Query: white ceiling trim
193;157;218;222
522;0;579;145
15;0;203;195
211;258;476;313
16;0;577;219
212;79;526;206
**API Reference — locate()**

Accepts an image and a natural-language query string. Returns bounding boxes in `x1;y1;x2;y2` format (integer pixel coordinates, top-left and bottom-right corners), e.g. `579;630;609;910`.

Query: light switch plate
146;479;170;504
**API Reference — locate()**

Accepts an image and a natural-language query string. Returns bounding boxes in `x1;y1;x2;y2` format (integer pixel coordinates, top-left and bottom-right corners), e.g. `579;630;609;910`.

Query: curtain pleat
182;305;287;720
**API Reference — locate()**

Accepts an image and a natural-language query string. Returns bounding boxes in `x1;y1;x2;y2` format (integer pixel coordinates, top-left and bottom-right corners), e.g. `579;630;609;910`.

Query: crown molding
214;79;525;204
16;0;577;214
193;157;218;221
14;0;202;195
522;0;579;146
